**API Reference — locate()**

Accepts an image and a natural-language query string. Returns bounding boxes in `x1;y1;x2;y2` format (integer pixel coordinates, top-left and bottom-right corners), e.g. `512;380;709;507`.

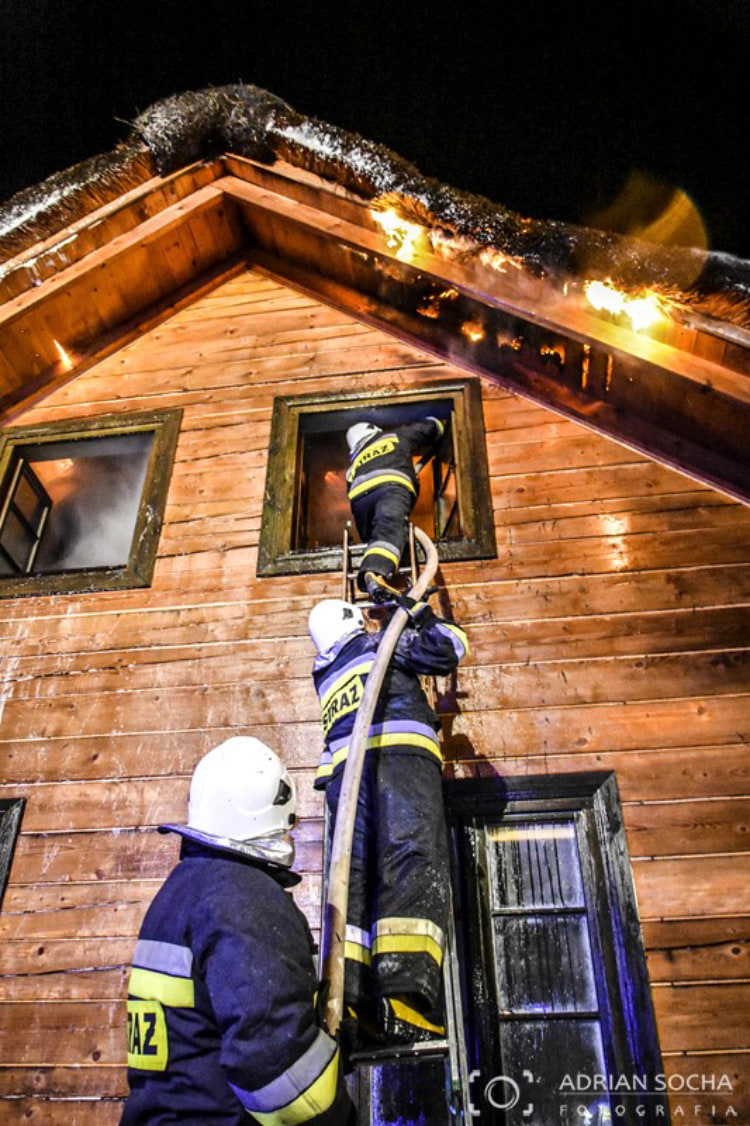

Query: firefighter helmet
187;737;296;841
346;421;382;454
308;598;365;654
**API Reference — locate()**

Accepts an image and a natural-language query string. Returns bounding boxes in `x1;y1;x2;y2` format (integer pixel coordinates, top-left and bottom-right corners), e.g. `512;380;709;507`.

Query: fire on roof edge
1;83;748;328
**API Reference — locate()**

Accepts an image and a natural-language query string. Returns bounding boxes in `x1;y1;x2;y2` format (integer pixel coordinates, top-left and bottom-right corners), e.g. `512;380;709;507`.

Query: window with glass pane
446;773;667;1126
348;1052;457;1126
0;460;51;574
488;818;610;1124
0;408;181;598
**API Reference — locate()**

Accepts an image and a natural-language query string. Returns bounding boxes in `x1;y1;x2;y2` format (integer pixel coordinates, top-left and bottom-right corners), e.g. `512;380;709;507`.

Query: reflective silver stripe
345;924;371;950
232;1027;337;1113
316;654;374;703
368;539;401;557
437;620;469;659
133;939;193;977
373;916;445;948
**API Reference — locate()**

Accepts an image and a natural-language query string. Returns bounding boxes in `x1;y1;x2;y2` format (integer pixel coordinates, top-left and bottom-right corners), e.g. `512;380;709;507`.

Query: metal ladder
342;904;471;1124
328;523;471;1122
339;520;424;605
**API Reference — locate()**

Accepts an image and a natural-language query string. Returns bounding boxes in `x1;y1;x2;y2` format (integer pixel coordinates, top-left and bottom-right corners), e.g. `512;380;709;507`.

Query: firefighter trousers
324;750;450;1019
351;483;415;588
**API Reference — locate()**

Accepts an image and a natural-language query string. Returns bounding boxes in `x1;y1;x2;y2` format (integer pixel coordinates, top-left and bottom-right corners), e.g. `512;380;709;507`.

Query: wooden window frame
0;458;52;574
0;408;182;598
258;378;496;577
445;772;668;1124
0;799;25;911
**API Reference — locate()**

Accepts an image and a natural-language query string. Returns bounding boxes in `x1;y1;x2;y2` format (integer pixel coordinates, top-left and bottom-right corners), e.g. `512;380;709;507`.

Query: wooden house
0;84;748;1124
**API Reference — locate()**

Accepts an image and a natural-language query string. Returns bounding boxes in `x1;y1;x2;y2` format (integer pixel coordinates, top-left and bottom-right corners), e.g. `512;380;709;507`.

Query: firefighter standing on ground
121;736;354;1125
345;415;445;601
308;595;468;1044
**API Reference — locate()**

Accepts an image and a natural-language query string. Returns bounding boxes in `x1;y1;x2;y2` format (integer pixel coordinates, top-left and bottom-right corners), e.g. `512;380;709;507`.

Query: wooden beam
219;172;750;390
0;161;225;302
247;245;750;504
0;186;244;410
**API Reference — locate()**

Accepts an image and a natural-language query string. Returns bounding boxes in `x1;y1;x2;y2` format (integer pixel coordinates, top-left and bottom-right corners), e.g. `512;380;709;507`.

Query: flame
624;295;661;332
417;287;459;319
584;281;664;333
585;281;626;317
478;247;524;272
370;208;425;262
540;344;565;365
53;339;73;371
461;320;485;343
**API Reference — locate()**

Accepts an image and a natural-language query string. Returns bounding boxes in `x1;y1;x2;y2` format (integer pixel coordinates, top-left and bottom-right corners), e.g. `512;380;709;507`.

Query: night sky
1;1;747;258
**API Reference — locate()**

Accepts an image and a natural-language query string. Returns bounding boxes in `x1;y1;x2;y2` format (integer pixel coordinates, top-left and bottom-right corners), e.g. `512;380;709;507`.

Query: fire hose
321;525;440;1035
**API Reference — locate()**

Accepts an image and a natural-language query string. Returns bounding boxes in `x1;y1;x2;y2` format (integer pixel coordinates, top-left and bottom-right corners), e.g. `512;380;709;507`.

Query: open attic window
0;408;181;598
258;379;496;577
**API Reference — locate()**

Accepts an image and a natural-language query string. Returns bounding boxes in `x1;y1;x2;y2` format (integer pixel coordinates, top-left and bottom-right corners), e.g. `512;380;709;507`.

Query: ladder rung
348;1039;450;1064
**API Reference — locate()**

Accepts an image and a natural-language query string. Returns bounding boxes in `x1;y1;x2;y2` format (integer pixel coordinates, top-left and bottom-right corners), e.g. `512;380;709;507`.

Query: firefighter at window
345;416;444;602
308;596;469;1046
121;736;354;1126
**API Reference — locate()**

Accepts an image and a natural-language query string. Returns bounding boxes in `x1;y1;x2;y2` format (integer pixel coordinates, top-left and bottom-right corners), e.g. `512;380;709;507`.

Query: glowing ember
584;281;664;333
461;320;485;343
370;208;425;262
53;339;73;371
540;344;565;365
417;288;459;319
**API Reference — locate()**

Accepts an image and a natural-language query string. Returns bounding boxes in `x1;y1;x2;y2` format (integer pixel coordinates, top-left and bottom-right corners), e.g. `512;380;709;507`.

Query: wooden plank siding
0;266;748;1121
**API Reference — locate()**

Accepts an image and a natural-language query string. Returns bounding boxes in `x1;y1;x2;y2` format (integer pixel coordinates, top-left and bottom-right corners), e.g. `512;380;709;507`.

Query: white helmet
346;421;382;454
187;737;296;841
308;599;365;654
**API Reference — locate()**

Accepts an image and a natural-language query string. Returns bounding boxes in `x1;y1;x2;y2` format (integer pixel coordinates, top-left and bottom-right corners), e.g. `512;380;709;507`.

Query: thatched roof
1;83;748;328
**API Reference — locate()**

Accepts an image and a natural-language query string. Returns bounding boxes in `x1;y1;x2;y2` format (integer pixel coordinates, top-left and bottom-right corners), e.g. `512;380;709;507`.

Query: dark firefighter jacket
121;837;351;1126
312;605;469;788
345;417;444;504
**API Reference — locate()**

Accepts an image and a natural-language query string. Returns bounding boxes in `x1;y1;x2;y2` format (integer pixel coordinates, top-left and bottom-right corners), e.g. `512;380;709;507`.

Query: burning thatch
1;83;748;326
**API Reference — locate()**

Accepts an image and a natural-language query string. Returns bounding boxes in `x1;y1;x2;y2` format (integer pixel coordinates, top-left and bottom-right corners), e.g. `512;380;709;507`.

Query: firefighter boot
379;995;445;1045
363;571;401;604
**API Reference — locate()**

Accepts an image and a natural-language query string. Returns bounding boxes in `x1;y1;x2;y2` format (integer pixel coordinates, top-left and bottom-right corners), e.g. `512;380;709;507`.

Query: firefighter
121;736;354;1126
308;595;468;1045
345;416;445;602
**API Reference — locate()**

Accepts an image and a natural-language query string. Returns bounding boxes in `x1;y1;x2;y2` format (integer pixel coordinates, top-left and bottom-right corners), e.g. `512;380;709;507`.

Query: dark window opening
0;409;181;598
259;379;495;577
292;399;457;552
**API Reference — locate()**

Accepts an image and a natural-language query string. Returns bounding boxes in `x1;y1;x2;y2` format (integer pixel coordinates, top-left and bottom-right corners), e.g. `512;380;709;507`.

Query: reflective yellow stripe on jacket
231;1027;342;1126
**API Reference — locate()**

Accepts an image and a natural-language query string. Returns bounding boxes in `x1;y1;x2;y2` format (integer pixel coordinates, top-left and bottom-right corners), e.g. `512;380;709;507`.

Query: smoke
31;437;152;572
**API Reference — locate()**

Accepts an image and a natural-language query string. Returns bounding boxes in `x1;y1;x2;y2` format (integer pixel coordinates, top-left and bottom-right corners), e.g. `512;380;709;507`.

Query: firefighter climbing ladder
321;522;471;1121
